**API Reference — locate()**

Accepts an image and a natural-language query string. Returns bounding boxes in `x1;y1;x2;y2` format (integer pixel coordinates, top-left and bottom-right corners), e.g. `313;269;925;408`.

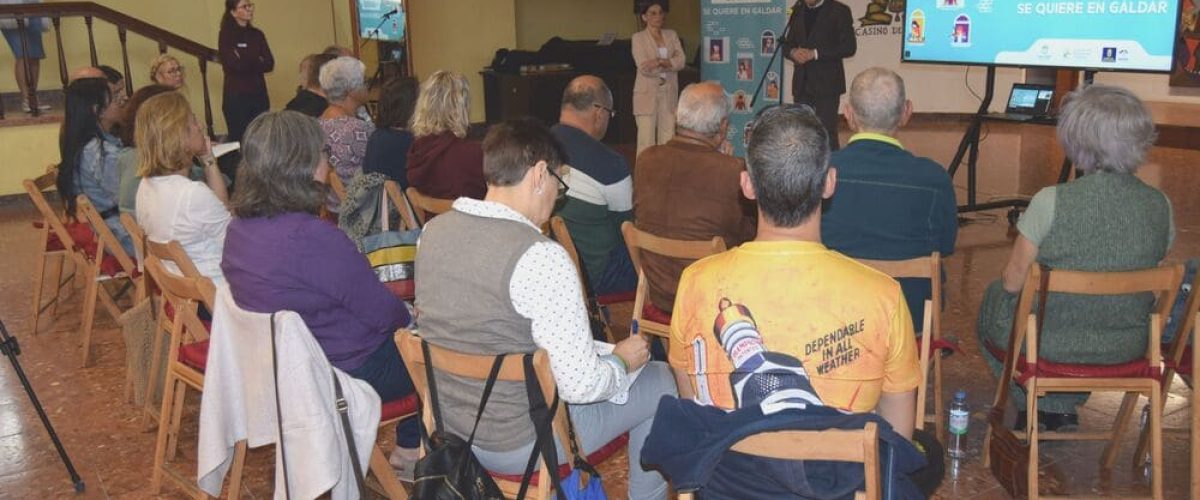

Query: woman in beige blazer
632;1;685;157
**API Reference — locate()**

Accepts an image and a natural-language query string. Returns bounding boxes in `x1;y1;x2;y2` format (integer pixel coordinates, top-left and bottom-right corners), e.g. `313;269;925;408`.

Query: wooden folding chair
621;221;726;348
75;195;142;367
1192;312;1200;498
855;253;945;442
677;422;882;500
144;253;230;498
397;330;627;499
139;239;203;428
22;166;78;332
1133;267;1200;467
404;187;454;228
983;264;1181;499
547;216;630;342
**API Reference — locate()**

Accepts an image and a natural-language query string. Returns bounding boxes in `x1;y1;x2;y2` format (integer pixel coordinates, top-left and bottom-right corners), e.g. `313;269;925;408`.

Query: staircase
0;2;220;134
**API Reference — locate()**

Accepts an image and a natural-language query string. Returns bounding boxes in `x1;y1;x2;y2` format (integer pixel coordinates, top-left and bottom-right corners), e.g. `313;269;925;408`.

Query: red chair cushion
597;291;635;306
178;340;210;371
381;394;420;422
916;337;962;355
641;302;672;325
984;341;1161;385
383;280;415;301
1164;343;1193;376
489;433;629;486
162;300;213;332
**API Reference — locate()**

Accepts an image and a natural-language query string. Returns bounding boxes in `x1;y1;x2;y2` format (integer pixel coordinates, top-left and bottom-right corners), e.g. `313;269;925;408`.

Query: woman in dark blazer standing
218;0;273;143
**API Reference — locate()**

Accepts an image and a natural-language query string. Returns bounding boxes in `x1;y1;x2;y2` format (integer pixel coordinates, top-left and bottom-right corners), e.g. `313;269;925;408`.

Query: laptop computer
994;83;1055;122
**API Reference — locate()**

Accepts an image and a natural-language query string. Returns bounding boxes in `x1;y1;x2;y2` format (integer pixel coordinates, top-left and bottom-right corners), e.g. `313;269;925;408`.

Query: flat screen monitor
900;0;1182;72
358;0;406;42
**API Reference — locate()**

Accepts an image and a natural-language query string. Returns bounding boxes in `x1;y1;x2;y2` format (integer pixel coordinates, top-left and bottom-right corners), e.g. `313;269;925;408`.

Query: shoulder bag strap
420;339;446;436
331;371;366;497
465;355;507;447
516;354;567;500
270;313;292;500
563;403;600;476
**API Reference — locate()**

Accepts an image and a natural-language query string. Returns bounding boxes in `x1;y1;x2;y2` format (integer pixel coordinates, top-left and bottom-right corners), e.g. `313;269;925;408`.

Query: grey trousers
473;361;676;500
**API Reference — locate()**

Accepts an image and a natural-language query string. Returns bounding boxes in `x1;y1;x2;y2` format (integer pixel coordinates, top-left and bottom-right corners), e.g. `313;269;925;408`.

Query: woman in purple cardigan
220;110;421;474
218;0;273;143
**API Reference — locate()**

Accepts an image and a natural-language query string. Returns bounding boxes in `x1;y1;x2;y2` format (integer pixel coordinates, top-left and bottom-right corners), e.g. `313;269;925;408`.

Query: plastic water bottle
948;389;969;459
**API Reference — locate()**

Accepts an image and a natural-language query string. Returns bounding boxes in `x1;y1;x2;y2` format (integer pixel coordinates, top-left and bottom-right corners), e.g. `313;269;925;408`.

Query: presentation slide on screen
358;0;405;42
901;0;1181;71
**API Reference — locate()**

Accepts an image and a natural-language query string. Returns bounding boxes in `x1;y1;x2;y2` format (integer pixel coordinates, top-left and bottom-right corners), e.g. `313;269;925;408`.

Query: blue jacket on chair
642;397;926;500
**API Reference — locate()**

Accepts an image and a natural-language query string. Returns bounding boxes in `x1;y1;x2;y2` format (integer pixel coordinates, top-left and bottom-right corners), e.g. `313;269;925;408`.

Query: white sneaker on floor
21;101;51;113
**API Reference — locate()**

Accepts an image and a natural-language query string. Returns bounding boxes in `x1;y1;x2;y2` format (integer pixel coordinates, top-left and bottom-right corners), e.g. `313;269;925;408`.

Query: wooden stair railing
0;2;219;135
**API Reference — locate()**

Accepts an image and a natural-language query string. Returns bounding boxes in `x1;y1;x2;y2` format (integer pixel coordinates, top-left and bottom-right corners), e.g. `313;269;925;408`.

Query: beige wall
407;0;516;122
514;0;701;61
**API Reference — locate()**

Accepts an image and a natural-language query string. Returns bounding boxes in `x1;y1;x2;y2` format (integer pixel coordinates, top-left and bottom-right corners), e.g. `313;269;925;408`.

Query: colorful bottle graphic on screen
900;0;1183;71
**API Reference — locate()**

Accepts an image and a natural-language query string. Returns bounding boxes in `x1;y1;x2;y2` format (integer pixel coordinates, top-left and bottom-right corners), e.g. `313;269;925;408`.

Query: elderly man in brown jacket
633;81;756;314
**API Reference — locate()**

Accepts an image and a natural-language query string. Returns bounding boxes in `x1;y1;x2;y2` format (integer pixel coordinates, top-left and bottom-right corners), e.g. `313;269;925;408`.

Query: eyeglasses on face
546;165;570;200
160;66;185;76
592;103;616;119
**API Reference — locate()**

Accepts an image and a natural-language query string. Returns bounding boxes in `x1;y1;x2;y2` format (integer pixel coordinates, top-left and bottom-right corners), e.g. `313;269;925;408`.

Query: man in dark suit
782;0;857;150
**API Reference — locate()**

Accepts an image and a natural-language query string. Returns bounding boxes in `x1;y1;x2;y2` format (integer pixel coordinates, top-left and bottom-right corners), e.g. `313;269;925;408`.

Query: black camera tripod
0;318;84;493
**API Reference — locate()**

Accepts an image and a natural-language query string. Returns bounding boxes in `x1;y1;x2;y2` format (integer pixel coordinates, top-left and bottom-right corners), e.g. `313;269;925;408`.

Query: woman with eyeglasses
149;54;186;89
414;119;672;499
632;0;685;157
56;77;134;256
218;0;273;143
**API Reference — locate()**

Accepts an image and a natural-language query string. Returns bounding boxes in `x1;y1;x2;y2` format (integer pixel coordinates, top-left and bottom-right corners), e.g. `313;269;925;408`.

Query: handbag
118;296;165;406
411;340;506;500
362;191;420;300
987;264;1050;498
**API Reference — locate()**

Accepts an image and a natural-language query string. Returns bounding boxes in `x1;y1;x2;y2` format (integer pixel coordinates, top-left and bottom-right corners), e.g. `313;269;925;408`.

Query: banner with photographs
701;0;789;157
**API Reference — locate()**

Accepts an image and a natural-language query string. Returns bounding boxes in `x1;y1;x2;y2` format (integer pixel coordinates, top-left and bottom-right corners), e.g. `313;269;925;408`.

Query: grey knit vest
1036;172;1171;362
415;208;547;450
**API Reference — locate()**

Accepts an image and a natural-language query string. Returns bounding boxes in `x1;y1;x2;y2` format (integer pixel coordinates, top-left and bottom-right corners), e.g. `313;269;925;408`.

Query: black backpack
410;342;567;500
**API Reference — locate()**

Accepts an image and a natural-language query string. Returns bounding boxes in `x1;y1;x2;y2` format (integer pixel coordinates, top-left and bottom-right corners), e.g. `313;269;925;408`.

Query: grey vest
1037;172;1171;363
415;209;546;450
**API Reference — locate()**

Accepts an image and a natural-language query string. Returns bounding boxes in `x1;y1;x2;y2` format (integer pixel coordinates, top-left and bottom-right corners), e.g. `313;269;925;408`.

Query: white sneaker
22;101;52;113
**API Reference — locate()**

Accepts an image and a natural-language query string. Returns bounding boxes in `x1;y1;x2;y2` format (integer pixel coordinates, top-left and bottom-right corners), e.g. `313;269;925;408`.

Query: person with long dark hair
57;77;134;255
218;0;273;143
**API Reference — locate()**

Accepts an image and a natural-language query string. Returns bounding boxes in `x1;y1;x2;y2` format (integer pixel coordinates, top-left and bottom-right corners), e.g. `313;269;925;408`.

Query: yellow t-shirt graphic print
669;240;920;413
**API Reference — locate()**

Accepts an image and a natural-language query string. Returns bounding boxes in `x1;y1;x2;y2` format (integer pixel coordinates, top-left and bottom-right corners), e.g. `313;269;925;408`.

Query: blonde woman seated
149;54;186;89
405;70;486;200
134;92;230;284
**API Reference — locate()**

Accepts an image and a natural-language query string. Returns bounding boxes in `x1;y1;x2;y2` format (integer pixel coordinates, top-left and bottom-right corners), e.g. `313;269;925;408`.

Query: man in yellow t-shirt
669;104;920;439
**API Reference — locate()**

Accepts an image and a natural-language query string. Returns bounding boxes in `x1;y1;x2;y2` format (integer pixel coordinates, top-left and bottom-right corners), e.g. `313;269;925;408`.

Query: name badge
237;43;248;48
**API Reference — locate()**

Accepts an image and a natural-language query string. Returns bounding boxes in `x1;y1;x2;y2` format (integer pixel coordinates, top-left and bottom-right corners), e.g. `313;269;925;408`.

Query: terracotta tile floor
0;121;1197;498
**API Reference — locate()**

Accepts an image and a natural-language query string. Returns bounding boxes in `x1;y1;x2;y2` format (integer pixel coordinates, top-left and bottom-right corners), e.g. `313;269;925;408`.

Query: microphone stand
359;9;399;50
751;1;802;108
0;318;84;493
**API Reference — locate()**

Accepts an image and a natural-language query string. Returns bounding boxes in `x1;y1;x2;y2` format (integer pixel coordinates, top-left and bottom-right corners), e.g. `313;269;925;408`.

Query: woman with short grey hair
977;84;1174;432
318;56;374;212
